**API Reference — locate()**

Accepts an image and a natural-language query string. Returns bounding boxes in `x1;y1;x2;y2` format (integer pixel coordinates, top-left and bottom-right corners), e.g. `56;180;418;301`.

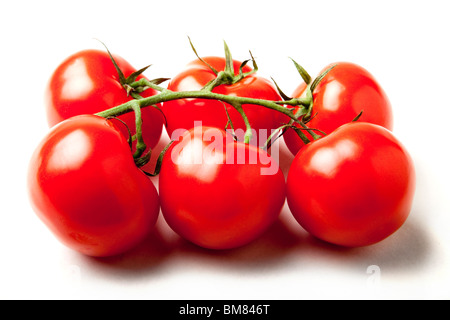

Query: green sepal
271;77;292;101
292;126;314;144
125;65;152;84
105;116;133;150
352;110;364;122
223;40;235;75
310;64;337;92
141;140;175;176
188;36;218;75
134;151;152;168
301;64;337;121
149;78;171;85
262;124;291;150
290;57;312;85
235;51;258;83
97;40;127;85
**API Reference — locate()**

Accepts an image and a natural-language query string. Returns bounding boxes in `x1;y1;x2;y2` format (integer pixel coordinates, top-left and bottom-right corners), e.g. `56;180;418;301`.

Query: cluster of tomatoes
27;46;416;258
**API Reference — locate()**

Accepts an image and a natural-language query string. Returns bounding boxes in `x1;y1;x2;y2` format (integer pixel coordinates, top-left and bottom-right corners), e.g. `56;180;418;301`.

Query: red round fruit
28;115;160;257
159;126;286;250
45;49;164;149
286;122;415;247
284;62;393;155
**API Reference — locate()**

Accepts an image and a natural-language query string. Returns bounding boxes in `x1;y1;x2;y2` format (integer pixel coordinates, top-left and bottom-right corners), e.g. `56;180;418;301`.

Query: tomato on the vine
158;126;286;250
45;49;164;149
162;57;285;146
27;115;160;257
284;62;393;155
286;122;415;247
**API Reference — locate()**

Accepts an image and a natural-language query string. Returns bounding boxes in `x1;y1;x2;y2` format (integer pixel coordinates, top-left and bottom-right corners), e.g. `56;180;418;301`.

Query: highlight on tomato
45;49;165;150
27;115;160;257
286;122;416;247
158;125;286;250
283;61;394;156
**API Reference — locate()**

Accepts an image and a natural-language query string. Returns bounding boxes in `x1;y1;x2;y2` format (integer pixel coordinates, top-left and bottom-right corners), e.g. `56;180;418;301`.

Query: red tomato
286;122;415;247
162;57;285;146
45;49;164;149
159;126;286;250
28;115;160;257
284;62;393;155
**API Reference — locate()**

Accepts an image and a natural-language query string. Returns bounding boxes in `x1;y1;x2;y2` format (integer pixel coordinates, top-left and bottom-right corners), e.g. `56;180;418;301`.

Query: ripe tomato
27;115;160;257
286;122;415;247
283;62;393;155
162;57;285;146
158;126;286;250
45;49;164;149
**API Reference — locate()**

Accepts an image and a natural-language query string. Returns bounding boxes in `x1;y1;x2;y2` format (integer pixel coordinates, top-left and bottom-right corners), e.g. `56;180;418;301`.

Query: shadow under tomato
78;208;432;282
170;211;307;271
83;218;175;276
80;142;431;280
365;215;433;272
296;212;433;274
79;211;307;279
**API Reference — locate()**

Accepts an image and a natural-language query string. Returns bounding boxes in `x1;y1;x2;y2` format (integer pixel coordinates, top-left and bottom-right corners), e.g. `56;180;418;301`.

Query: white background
1;0;449;300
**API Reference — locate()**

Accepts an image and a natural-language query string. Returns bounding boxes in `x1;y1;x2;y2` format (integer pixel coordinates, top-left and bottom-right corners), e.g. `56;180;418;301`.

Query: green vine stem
94;41;331;172
130;101;146;159
232;102;253;144
96;78;315;140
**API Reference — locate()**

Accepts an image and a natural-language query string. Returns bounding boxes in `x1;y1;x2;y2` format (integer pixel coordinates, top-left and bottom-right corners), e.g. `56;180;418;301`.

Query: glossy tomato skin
28;115;160;257
45;49;164;149
284;62;393;156
159;126;286;250
163;57;285;146
286;122;415;247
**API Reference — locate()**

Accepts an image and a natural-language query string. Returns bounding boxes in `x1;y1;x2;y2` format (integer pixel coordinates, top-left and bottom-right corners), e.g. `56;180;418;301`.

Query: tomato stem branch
96;80;317;145
232;102;253;144
130;101;147;159
100;82;296;121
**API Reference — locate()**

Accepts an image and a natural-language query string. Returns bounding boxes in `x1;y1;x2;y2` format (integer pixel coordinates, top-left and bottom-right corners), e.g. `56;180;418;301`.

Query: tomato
283;62;393;155
162;57;285;146
45;49;164;150
158;126;286;250
286;122;415;247
27;115;160;257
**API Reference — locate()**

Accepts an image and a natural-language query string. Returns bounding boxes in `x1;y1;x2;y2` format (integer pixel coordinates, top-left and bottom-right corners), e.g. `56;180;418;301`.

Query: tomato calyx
188;37;258;92
140;140;175;177
103;105;150;168
267;60;338;147
98;40;170;99
183;38;326;146
107;108;172;176
289;58;337;122
288;60;365;135
95;41;171;170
